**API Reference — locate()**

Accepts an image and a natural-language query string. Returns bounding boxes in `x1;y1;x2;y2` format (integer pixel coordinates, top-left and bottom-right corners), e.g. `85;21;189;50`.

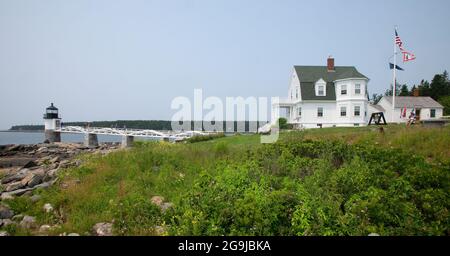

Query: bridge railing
56;126;215;139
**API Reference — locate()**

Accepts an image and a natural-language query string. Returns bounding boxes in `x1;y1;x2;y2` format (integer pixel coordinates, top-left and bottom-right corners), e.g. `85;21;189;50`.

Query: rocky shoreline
0;142;120;236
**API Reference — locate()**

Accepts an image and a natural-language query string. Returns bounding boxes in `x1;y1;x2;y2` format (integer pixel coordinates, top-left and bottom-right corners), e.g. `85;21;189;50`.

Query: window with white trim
340;106;347;117
341;85;347;95
317;107;323;117
430;109;436;118
318;85;324;96
354;106;361;116
355;84;361;94
297;106;302;117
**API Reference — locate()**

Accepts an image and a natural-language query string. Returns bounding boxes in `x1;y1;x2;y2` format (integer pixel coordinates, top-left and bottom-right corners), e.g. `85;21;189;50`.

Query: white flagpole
392;26;397;123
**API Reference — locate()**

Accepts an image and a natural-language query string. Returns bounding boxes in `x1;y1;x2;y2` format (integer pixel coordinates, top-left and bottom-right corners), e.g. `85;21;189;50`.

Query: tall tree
429;71;450;100
399;84;409;96
418;79;431;97
371;93;383;104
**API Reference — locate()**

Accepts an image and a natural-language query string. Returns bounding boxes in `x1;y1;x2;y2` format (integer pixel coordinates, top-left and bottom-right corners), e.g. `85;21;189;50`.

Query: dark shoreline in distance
0;130;44;133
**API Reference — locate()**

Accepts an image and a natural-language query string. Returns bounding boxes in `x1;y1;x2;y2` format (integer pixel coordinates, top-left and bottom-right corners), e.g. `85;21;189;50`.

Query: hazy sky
1;0;449;129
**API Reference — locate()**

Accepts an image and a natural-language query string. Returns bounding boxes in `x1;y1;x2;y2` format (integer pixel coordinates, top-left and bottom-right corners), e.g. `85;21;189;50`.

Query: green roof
294;66;368;100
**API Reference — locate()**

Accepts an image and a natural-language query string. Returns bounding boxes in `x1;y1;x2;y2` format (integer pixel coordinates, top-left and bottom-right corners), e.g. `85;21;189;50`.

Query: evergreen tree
418;79;431;97
429;71;450;100
399;84;409;96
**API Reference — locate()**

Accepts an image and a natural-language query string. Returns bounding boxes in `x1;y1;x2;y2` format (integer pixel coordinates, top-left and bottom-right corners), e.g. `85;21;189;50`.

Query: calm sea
0;131;157;145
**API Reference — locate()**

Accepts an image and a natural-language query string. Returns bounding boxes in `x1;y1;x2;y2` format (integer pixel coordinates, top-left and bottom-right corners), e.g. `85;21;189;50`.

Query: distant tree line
10;120;268;132
371;71;450;115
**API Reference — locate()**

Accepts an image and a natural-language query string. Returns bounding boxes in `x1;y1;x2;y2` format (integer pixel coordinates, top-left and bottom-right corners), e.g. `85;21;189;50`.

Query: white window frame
354;106;361;116
317;107;324;117
340;106;347;117
341;84;347;95
355;84;361;95
297;106;302;117
318;85;324;96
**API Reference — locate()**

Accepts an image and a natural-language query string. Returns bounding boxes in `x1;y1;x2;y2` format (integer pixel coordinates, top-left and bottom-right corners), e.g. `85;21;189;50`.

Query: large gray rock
0;204;14;219
0;231;9;236
0;192;14;200
0;219;14;227
1;168;29;184
27;170;45;187
92;222;113;236
5;181;24;192
23;160;37;169
20;215;37;229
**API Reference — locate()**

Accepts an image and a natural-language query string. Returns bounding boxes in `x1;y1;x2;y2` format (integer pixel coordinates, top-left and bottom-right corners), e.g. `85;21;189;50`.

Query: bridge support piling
44;130;61;143
84;133;98;148
121;135;134;148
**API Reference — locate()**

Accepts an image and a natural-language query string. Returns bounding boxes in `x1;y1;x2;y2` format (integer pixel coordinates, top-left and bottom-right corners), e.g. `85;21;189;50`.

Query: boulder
49;156;60;164
92;222;113;236
1;169;30;184
39;224;52;233
43;203;54;213
0;219;14;227
20;215;37;229
23;160;37;169
5;181;24;192
0;231;9;236
0;193;14;200
0;204;14;219
58;160;71;169
36;147;48;154
20;170;45;188
68;233;80;236
28;171;45;188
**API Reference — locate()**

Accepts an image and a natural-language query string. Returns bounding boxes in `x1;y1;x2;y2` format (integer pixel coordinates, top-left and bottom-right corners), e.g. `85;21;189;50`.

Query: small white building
273;57;369;129
375;96;444;123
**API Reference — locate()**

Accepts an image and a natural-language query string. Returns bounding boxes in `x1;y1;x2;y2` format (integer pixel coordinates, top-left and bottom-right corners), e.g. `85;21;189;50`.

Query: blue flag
389;62;404;71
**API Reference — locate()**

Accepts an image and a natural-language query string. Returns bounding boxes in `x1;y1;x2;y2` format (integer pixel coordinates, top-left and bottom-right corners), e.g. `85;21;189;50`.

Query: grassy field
2;124;449;236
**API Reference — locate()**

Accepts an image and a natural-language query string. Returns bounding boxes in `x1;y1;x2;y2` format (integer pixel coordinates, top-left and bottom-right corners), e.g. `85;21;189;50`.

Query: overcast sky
1;0;449;129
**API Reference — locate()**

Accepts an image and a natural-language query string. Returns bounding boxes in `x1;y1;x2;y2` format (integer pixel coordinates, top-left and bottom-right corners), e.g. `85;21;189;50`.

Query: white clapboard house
273;57;369;129
368;95;444;123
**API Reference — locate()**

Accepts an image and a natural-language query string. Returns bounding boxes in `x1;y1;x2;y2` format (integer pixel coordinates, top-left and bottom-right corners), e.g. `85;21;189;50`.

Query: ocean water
0;131;148;145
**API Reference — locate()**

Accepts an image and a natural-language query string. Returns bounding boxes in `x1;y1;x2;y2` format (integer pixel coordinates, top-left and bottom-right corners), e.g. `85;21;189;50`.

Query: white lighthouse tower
43;103;61;143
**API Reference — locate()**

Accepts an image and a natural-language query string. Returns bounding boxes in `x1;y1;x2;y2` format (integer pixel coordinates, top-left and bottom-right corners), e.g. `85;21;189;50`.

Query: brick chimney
327;56;335;72
413;88;420;97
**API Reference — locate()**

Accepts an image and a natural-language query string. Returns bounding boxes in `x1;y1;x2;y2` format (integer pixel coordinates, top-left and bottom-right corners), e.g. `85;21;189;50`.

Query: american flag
395;29;416;62
395;30;404;51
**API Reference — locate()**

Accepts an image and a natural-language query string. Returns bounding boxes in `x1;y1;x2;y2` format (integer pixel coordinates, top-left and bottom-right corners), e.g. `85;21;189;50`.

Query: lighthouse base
44;130;61;143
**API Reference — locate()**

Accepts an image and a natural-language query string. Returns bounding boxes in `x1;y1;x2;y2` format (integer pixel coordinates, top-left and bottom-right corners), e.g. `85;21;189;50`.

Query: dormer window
318;85;324;96
315;78;326;96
